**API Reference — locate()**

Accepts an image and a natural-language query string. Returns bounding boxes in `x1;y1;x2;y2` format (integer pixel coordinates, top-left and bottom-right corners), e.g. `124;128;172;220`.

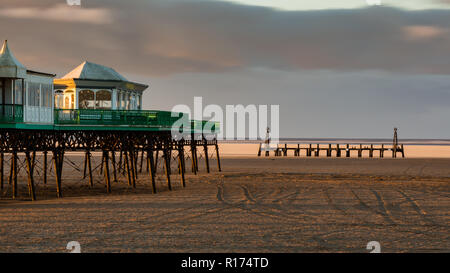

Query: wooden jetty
258;143;405;158
258;128;405;159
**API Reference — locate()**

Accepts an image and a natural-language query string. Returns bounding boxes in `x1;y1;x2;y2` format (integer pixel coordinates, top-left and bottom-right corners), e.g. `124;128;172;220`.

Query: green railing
191;120;220;134
0;104;24;123
54;109;219;133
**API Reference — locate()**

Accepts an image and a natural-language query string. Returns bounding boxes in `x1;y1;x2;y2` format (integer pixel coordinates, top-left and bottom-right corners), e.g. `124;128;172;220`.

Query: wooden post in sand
369;144;374;158
190;144;197;174
381;144;384;158
43;151;48;185
124;151;132;187
12;151;18;199
358;144;362;158
215;143;222;172
111;151;118;183
147;149;156;194
178;146;186;187
86;150;93;187
25;151;36;201
129;149;137;188
164;149;172;191
154;150;159;175
53;150;63;198
0;152;3;190
346;144;350;158
103;150;111;193
204;140;210;173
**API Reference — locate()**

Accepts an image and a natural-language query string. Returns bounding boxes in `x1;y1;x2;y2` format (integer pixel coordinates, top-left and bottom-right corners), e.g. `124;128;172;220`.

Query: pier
259;143;405;158
258;128;405;158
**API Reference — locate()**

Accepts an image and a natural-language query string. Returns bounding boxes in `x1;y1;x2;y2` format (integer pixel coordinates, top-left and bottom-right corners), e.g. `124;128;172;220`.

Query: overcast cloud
0;0;449;138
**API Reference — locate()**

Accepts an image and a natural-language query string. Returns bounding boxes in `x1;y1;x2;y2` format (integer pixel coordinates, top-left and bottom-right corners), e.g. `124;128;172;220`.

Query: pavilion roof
0;40;27;78
62;61;128;81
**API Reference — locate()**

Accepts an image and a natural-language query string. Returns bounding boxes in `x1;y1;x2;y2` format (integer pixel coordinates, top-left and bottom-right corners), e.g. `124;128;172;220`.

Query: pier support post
381;145;384;158
43;151;48;185
129;150;137;188
0;152;3;190
346;144;350;158
215;143;222;172
358;145;362;158
164;149;172;191
124;151;133;187
53;150;63;198
111;151;118;183
370;145;374;158
154;150;159;175
140;149;144;173
86;150;93;187
204;140;210;173
103;150;111;193
147;150;156;194
178;146;186;187
191;144;197;174
12;151;17;199
25;151;36;201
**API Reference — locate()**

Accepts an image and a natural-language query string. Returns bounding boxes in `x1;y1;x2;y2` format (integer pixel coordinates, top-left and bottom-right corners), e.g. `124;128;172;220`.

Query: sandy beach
0;144;449;253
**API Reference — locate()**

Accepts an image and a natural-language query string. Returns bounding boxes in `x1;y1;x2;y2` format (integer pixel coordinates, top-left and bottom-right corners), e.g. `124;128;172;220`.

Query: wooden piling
0;152;3;190
204;141;210;173
164;149;172;191
147;150;156;194
215;143;222;172
129;150;137;188
87;150;93;187
53;150;63;198
191;145;197;174
178;147;186;187
103;150;111;193
12;151;17;199
25;151;36;201
111;151;118;182
43;151;48;184
139;149;144;173
124;151;132;187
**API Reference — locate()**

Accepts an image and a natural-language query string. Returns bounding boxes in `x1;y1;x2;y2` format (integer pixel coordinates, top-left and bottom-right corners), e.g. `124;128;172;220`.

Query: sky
0;0;449;138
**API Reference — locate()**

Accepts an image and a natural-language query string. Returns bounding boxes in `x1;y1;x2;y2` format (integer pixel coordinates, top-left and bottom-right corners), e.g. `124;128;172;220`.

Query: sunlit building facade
53;61;148;110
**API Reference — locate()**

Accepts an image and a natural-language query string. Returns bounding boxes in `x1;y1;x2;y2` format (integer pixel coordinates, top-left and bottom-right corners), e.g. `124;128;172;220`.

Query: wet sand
0;148;449;253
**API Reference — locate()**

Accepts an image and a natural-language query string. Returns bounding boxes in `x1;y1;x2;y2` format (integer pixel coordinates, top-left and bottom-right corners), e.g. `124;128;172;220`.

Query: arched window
64;90;75;109
54;90;64;109
96;90;112;109
79;90;95;109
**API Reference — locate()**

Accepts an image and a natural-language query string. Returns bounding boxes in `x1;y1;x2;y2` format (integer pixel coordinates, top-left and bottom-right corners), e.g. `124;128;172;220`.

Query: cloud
403;25;447;40
0;0;449;76
0;4;112;24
